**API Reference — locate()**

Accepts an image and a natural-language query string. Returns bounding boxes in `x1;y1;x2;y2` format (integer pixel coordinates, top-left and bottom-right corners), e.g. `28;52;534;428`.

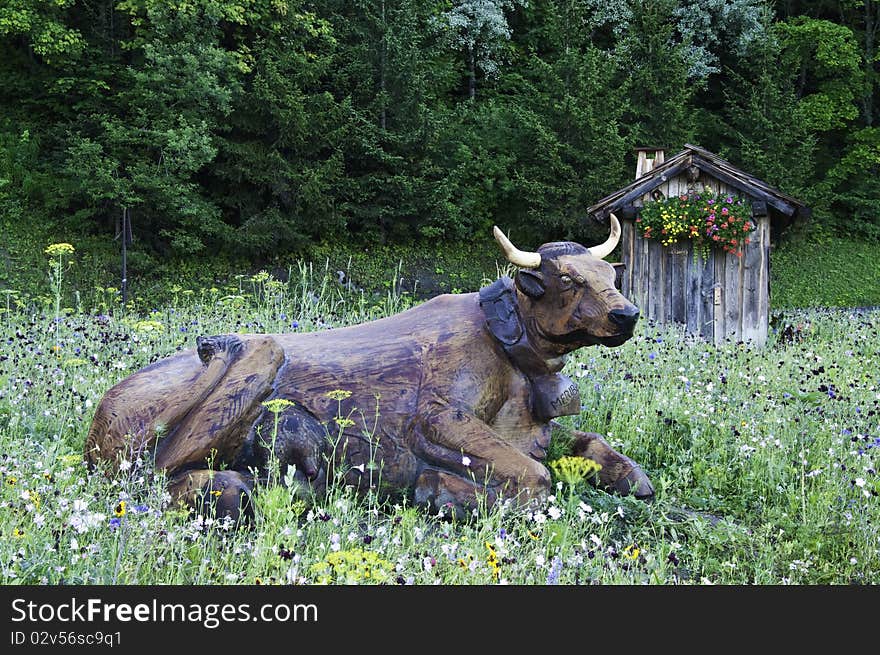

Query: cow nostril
609;306;640;329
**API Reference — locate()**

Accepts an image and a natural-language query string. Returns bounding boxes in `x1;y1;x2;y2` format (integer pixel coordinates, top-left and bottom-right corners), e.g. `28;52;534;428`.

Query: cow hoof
613;464;654;500
171;469;255;524
413;469;496;520
202;472;254;523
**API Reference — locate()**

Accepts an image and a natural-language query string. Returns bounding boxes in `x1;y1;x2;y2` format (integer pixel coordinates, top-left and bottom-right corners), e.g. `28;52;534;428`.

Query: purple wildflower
546;556;562;585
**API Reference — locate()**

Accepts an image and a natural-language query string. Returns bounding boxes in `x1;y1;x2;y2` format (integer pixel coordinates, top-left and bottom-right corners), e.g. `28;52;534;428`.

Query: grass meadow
1;254;878;585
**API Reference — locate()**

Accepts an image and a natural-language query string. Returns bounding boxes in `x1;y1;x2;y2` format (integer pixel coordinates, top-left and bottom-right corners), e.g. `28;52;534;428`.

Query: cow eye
560;274;572;284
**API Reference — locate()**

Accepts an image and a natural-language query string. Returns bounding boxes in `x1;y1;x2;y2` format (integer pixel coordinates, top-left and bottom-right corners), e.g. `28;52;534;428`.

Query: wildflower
546;556;562;584
325;389;352;401
461;455;471;467
334;417;356;429
549;456;602;488
44;243;75;257
6;476;16;487
114;501;126;518
12;527;25;538
133;320;164;333
485;542;501;581
262;398;295;414
623;544;641;560
311;549;392;584
108;517;121;530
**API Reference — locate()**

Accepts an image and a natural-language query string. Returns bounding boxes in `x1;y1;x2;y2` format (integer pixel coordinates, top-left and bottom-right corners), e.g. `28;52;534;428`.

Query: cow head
493;215;639;354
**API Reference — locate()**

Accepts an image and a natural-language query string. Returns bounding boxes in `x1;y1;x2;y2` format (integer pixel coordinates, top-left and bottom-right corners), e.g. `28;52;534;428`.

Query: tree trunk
863;0;877;126
380;0;387;130
468;47;476;100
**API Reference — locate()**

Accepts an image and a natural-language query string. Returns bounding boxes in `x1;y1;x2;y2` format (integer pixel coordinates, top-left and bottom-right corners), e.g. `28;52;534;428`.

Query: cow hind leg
167;469;255;523
413;468;498;519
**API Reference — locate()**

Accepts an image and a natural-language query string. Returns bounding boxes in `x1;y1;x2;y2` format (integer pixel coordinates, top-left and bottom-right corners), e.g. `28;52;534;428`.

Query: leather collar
479;277;580;421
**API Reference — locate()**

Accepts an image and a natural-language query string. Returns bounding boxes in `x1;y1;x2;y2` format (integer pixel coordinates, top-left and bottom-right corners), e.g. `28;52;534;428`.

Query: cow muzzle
608;305;640;333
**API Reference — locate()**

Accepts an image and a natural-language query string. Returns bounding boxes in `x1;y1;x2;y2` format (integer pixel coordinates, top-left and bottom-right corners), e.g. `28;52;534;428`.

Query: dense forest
2;0;879;265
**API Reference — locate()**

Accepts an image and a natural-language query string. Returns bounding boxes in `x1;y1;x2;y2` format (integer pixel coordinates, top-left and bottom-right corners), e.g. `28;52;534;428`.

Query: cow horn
588;213;621;259
493;226;542;269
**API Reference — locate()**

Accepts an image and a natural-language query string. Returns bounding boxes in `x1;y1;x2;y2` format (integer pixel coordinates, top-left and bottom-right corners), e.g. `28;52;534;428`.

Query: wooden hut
587;145;809;345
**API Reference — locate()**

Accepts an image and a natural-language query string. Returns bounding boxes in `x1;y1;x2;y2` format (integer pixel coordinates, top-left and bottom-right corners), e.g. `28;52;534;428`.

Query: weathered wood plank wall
620;172;771;345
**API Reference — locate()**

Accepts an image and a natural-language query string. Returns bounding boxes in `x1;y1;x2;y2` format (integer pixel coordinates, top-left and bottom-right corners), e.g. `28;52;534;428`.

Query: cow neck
478;277;581;421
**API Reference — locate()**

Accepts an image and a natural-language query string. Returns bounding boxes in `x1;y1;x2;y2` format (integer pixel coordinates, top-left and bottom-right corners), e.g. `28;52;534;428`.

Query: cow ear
611;263;626;290
515;270;545;298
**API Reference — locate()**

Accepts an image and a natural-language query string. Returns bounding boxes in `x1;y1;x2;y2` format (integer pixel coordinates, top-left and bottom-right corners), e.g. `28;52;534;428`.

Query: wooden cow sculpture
85;217;653;520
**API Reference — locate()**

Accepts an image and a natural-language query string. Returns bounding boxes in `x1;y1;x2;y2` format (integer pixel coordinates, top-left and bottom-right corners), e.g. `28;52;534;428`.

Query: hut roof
587;144;810;226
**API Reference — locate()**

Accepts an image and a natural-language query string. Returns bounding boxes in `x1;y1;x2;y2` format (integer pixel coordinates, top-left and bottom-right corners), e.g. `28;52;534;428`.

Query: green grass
1;261;878;585
3;220;878;314
770;234;880;309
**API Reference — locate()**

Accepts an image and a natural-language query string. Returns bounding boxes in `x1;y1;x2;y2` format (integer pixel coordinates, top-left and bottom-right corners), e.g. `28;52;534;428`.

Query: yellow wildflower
623;544;641;560
44;243;75;257
262;398;295;414
549;456;602;487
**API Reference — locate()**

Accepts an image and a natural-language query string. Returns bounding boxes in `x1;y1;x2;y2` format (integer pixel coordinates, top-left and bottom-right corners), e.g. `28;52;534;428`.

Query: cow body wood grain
85;233;654;520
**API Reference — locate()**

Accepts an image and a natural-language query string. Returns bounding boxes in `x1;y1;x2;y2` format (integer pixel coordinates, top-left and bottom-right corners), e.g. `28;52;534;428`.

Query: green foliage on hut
588;145;809;346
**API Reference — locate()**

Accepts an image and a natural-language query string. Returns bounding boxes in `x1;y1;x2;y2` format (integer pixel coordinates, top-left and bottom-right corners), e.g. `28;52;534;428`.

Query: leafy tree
822;127;880;240
320;0;459;243
672;0;769;80
617;0;697;151
58;1;242;255
205;4;345;255
777;15;862;133
719;10;816;201
441;0;524;99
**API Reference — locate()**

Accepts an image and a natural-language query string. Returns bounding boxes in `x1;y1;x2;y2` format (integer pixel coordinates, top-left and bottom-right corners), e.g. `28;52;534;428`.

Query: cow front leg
167;469;255;523
559;425;653;499
412;403;551;510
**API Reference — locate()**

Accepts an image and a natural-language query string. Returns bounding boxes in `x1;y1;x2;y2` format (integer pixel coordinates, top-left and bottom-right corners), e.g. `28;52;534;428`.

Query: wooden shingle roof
587;144;810;224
